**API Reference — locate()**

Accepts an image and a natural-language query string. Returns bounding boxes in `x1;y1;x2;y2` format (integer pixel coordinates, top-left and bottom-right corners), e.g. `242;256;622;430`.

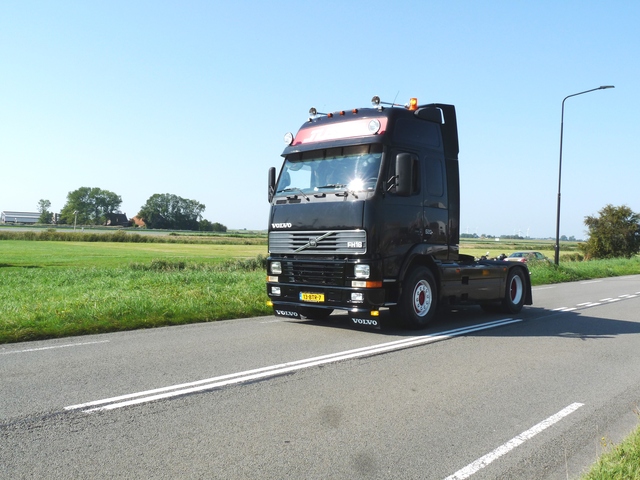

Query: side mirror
268;167;276;202
395;153;414;196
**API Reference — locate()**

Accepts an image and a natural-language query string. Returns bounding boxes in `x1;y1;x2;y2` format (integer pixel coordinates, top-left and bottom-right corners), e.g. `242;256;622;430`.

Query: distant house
131;216;146;227
1;211;40;224
104;213;131;227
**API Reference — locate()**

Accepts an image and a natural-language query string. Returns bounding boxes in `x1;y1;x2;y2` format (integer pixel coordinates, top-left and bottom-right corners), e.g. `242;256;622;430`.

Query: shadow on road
288;303;640;340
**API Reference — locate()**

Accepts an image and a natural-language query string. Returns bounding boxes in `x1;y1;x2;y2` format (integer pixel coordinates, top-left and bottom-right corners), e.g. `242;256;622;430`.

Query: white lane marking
553;291;638;313
580;280;602;285
0;340;110;355
66;318;522;413
444;402;584;480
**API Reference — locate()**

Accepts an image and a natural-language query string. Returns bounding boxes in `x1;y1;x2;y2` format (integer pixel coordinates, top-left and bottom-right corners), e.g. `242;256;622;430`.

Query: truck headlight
271;286;281;296
271;261;282;275
354;264;370;279
351;292;364;303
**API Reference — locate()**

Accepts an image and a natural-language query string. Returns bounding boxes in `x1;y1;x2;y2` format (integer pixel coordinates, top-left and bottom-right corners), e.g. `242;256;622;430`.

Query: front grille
269;230;366;255
281;260;346;286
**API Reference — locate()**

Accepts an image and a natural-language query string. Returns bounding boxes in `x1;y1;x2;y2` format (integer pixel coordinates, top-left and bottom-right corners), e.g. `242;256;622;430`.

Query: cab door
377;148;423;278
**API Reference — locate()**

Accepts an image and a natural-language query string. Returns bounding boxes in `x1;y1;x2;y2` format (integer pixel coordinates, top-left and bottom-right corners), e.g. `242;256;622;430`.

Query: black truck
266;96;532;328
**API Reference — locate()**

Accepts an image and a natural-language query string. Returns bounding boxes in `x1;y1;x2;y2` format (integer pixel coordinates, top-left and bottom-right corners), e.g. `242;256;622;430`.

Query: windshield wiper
277;187;309;201
316;184;362;198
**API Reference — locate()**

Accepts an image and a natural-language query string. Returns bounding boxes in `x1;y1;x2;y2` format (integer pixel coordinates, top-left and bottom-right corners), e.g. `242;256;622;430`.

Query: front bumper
266;282;385;314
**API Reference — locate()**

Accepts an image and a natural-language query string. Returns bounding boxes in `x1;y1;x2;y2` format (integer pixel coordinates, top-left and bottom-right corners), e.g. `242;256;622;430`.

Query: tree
579;204;640;259
37;199;53;224
138;193;205;230
199;219;228;232
59;187;123;225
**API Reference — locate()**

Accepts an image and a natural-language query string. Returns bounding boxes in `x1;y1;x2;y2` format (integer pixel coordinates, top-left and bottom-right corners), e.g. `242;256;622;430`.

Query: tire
398;266;438;328
299;307;333;320
501;268;526;313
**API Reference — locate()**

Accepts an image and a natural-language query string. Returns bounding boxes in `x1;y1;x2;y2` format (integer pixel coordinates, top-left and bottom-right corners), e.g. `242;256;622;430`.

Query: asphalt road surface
2;275;640;479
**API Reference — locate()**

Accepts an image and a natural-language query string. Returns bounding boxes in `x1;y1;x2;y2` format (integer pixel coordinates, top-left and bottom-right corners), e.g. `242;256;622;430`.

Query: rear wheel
501;268;526;313
397;266;438;329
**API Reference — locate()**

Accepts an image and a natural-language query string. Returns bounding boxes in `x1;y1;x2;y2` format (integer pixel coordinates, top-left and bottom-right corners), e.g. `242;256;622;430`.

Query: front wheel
397;266;438;329
501;268;526;313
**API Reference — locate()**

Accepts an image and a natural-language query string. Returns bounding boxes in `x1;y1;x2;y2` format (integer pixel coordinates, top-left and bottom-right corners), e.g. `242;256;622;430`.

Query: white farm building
1;211;40;224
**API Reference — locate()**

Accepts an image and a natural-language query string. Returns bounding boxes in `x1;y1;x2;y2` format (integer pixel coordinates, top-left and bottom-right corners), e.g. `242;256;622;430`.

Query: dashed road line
554;291;637;313
444;403;585;480
0;340;110;355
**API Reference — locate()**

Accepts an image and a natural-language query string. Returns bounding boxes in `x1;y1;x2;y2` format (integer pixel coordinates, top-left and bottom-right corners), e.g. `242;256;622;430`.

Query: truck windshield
276;144;383;196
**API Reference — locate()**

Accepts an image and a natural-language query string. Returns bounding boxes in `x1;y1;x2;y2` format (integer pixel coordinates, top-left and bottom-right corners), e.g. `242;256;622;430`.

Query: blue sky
1;1;638;239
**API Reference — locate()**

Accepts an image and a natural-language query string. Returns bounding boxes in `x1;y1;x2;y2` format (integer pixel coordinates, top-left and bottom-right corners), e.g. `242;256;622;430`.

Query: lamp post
73;211;78;231
554;85;614;265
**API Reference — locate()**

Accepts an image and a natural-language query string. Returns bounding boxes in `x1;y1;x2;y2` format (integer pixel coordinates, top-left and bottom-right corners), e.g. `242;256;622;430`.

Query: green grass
0;264;271;343
527;257;640;285
0;228;267;244
0;240;271;343
2;239;639;344
0;240;267;268
582;422;640;479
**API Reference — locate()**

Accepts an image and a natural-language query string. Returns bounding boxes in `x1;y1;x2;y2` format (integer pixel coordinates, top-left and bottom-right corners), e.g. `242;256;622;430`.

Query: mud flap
349;315;382;329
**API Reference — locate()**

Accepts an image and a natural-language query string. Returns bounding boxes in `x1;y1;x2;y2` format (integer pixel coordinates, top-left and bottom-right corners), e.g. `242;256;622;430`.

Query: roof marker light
308;107;328;120
407;98;418;111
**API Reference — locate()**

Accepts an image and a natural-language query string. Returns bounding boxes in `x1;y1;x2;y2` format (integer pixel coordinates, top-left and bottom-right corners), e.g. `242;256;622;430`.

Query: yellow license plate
300;292;324;303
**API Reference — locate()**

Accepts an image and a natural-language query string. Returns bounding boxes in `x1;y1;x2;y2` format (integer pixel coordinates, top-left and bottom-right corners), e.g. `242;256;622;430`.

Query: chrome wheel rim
412;280;432;317
509;275;523;304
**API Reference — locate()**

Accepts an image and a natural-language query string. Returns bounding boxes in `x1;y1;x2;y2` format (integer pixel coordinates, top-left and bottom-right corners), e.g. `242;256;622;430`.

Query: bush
561;252;584;262
129;255;266;273
580;204;640;259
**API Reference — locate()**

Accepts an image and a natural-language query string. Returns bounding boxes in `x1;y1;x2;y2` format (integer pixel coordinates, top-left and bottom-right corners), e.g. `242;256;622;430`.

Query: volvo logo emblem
293;231;335;253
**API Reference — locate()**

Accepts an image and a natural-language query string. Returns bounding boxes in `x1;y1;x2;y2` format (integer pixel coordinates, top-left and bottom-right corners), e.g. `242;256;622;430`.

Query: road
2;275;640;479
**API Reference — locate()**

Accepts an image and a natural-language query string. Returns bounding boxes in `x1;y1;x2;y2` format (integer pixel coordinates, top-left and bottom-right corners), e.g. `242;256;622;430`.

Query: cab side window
426;156;444;197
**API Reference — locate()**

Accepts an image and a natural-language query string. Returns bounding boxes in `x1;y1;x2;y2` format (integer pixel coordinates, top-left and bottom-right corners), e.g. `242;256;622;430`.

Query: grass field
0;240;267;269
0;240;271;343
459;237;578;260
3;237;639;344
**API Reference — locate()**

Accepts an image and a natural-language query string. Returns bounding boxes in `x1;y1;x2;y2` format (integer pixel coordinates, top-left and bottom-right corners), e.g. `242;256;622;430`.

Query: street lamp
554;85;614;265
73;211;78;231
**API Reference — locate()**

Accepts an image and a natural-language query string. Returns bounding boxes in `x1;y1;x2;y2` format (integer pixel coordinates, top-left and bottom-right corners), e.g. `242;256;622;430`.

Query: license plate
300;292;324;303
